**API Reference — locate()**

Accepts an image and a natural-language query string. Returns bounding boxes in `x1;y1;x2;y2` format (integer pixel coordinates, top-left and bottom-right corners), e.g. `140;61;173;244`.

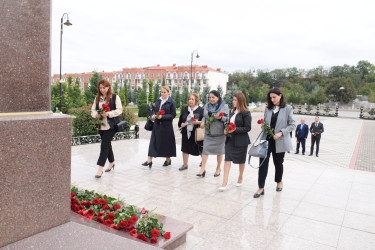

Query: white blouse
230;109;238;124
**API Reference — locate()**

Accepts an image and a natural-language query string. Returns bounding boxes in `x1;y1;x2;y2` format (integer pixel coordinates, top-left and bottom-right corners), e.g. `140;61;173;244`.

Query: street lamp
190;50;200;91
339;86;345;105
59;13;72;113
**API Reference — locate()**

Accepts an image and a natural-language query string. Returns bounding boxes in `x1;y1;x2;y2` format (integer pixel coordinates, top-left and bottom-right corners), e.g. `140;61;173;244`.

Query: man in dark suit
295;118;309;155
309;116;324;157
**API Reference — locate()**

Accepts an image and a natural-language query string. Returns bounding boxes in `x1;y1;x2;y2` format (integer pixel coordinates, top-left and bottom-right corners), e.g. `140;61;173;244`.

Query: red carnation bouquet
156;109;165;119
205;112;225;132
225;122;236;137
257;118;280;147
95;103;111;129
312;131;320;136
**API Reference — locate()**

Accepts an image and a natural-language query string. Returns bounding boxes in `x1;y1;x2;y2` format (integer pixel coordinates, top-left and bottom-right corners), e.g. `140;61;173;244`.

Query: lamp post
59;13;72;113
190;50;199;91
339;86;345;106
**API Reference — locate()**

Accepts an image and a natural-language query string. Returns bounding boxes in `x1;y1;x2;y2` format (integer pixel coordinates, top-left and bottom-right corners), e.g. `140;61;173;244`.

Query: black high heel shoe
253;190;265;198
196;170;206;177
105;164;115;172
163;160;171;167
95;171;103;178
214;170;221;177
141;161;153;169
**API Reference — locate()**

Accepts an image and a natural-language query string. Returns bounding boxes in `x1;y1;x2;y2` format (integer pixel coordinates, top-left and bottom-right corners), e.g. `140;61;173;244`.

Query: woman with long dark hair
219;92;251;191
91;79;123;178
142;86;176;168
254;87;295;198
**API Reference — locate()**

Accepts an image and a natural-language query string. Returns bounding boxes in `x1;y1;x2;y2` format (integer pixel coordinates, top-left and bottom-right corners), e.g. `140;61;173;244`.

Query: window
173;73;177;78
141;73;144;79
202;73;206;78
178;72;182;77
151;73;154;77
132;86;135;89
196;72;200;78
184;72;189;78
179;79;182;83
203;79;207;84
167;73;171;78
162;73;165;77
132;74;135;78
174;80;177;84
146;73;149;77
157;73;160;77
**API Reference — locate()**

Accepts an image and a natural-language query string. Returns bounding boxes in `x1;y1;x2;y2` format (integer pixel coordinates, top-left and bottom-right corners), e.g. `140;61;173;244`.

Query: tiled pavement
71;113;375;249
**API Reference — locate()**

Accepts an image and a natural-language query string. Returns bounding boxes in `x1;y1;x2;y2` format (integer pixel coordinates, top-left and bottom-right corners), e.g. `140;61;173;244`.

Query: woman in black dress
219;92;251;191
141;86;176;168
178;93;204;171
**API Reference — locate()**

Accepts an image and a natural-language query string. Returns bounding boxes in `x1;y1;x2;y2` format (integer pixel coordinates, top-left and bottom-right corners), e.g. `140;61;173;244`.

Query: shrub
72;105;98;137
120;107;138;131
180;104;188;111
138;103;148;117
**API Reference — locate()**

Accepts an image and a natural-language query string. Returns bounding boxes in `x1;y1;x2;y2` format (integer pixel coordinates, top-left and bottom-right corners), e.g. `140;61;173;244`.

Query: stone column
0;0;72;247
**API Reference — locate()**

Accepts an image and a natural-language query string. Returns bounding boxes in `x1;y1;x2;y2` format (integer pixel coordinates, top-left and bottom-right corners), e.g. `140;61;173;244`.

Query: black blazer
226;110;252;147
178;106;204;133
310;122;324;136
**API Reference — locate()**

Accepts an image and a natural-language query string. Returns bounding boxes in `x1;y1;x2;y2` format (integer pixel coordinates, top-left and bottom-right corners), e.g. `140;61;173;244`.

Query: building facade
51;64;228;94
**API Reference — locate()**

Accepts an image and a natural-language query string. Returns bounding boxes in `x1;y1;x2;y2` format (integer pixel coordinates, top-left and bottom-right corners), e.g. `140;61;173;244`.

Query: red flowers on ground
119;220;129;229
93;198;100;205
164;232;171;239
141;208;148;214
98;211;104;216
103;205;111;211
129;215;138;223
110;224;119;230
150;237;158;244
137;233;148;242
151;228;160;237
113;204;121;210
87;209;94;217
71;192;76;197
104;220;114;226
99;199;107;205
96;217;104;223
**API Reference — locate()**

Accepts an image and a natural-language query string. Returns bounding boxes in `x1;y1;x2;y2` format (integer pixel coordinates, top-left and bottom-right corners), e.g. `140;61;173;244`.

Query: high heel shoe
218;182;230;192
95;171;103;178
196;170;206;177
276;182;283;192
105;164;115;172
163;160;171;167
214;170;221;177
253;190;264;198
141;161;153;169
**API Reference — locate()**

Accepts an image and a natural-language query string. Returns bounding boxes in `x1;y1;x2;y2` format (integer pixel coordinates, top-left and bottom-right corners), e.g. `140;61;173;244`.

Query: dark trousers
258;139;285;188
310;135;321;155
296;138;306;153
97;129;117;166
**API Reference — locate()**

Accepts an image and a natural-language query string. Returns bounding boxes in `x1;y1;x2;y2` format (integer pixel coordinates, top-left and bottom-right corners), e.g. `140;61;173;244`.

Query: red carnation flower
125;225;134;232
107;213;115;221
96;217;104;224
219;112;224;116
158;110;165;115
98;211;104;216
141;208;148;214
119;220;129;228
77;205;84;211
104;220;114;226
87;209;94;217
78;211;84;215
71;192;76;197
86;201;92;207
137;233;148;242
129;215;138;223
110;224;119;230
93;198;100;205
99;199;107;205
103;205;111;211
151;228;160;237
82;210;88;216
150;237;158;244
191;117;196;122
86;215;94;220
164;232;171;239
113;204;121;210
130;229;137;235
102;104;111;112
80;201;87;207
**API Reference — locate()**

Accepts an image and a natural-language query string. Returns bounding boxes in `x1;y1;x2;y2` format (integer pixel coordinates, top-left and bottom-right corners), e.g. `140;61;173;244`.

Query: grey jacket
261;104;296;153
202;103;230;136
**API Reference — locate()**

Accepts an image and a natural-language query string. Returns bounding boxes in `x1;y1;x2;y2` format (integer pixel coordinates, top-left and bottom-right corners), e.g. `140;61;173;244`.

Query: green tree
325;77;356;103
114;80;119;95
51;81;69;113
162;76;166;86
217;85;223;97
200;85;210;105
148;79;154;103
68;77;85;108
154;82;160;101
224;85;238;109
84;72;102;104
171;85;177;100
181;86;189;105
193;85;200;94
175;90;181;109
137;87;148;117
120;84;127;106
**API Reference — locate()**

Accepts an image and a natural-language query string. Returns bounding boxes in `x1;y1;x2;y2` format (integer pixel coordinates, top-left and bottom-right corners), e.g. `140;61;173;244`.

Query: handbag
195;127;205;142
144;119;154;131
248;131;268;168
116;121;127;132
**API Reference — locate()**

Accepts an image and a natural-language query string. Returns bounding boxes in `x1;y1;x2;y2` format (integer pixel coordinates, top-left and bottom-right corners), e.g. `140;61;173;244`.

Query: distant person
309;116;324;157
142;86;176;168
254;88;296;198
198;90;229;178
91;80;123;178
178;93;204;171
295;118;309;155
219;92;251;191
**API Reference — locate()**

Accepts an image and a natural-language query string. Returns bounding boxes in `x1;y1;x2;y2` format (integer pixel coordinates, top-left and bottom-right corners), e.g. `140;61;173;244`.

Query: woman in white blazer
254;88;296;198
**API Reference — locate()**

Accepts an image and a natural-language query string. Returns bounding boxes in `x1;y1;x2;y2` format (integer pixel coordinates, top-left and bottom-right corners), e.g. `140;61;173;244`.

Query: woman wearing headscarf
198;90;229;177
178;93;204;170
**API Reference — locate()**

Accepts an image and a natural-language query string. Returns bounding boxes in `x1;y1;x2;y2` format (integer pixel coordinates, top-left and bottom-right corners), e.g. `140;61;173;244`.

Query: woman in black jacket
142;86;176;168
219;92;251;191
178;93;204;171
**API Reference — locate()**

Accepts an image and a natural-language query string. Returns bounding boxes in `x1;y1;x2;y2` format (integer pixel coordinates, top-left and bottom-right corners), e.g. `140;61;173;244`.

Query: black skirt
225;137;247;164
181;128;203;156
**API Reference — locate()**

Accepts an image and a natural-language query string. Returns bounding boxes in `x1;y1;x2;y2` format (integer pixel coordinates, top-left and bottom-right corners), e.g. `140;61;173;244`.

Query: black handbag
144;119;154;131
248;131;268;168
116;121;127;132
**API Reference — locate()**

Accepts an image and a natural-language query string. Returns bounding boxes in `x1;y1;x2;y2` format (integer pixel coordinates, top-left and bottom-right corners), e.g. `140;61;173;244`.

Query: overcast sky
51;0;375;75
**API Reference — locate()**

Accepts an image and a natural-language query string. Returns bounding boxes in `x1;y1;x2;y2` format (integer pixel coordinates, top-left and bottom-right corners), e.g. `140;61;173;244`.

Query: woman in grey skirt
198;90;229;177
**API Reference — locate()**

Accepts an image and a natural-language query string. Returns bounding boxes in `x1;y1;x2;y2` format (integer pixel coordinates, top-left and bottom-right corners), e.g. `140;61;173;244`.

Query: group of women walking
91;82;295;198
